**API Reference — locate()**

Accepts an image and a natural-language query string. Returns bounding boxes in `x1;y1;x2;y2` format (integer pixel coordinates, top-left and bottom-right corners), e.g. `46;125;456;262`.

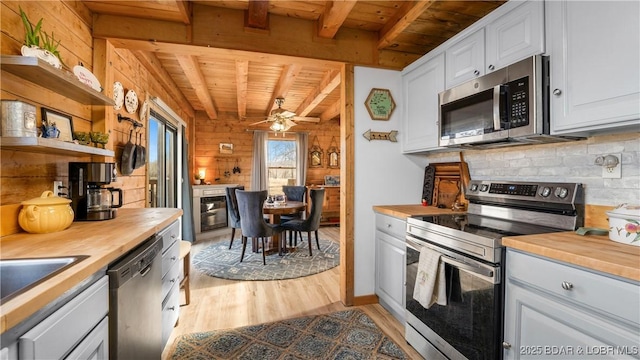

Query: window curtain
295;132;308;186
251;131;268;191
181;126;196;243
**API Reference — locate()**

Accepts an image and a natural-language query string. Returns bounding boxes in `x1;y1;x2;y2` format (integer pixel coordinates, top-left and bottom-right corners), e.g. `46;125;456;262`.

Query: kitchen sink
0;256;88;303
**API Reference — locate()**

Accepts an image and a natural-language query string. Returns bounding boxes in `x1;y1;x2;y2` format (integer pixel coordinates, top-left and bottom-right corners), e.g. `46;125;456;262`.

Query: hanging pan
134;130;146;169
120;129;136;175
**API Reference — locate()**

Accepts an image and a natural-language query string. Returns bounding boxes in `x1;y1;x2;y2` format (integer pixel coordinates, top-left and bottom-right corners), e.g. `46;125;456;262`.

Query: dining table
261;200;306;255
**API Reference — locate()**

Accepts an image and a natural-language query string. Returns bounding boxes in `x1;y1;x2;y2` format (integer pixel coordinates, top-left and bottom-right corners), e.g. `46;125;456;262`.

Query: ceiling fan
247;98;320;132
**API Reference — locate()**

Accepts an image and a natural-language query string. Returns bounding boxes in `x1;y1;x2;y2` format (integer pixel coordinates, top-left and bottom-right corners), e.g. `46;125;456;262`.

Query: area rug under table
169;308;409;359
193;237;339;281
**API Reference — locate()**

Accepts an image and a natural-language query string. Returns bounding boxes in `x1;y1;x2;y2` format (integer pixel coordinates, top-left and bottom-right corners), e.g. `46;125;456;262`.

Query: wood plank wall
193;112;340;189
1;1;193;235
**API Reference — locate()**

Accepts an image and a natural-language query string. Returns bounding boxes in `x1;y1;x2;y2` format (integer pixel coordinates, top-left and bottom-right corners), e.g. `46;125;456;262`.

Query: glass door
148;109;178;208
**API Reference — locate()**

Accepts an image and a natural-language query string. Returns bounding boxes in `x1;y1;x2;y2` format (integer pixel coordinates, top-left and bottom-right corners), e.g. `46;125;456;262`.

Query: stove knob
555;187;569;199
480;184;489;192
540;186;551;197
470;184;478;192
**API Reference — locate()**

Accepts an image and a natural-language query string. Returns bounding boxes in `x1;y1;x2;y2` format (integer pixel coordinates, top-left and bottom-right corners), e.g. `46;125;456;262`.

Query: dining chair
225;185;245;249
235;190;283;264
279;188;324;256
281;185;307;245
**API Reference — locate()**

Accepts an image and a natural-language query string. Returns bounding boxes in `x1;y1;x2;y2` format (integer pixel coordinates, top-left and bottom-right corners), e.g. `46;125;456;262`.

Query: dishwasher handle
108;235;162;288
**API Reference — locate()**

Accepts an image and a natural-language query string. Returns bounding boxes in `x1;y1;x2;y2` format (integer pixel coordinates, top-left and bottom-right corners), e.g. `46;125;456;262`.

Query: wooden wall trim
340;63;355;306
353;294;379;306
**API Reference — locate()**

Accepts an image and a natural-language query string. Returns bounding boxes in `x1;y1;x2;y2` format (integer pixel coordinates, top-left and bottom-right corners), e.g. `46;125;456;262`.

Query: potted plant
19;7;63;69
194;173;202;185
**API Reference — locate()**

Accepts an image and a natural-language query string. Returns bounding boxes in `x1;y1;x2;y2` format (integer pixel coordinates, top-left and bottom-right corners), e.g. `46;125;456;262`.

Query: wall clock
365;88;396;120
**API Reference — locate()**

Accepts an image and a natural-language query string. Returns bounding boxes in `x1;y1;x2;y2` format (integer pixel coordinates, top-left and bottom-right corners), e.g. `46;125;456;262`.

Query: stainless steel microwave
438;55;559;148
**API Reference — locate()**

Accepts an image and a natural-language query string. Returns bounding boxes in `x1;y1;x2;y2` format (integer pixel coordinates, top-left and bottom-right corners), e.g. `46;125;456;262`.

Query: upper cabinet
546;1;640;135
401;53;445;153
445;1;544;89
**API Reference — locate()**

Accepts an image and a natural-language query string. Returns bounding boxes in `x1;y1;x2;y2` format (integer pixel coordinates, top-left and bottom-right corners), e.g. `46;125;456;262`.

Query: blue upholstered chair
225;185;245;249
281;185;307;244
279;188;324;256
235;190;283;264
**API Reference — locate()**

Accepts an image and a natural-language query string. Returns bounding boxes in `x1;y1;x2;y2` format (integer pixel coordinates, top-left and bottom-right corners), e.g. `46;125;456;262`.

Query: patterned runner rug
168;308;409;359
193;237;340;281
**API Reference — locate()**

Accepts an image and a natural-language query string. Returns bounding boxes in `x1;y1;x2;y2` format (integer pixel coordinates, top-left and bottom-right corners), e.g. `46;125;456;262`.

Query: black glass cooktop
413;214;568;240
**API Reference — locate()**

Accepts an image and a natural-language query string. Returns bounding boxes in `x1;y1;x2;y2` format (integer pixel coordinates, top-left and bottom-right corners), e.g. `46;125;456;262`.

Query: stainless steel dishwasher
108;235;163;360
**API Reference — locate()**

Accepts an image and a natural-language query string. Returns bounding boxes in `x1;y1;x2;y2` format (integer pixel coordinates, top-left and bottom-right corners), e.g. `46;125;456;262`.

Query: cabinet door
401;53;445;153
64;316;108;360
485;0;544;73
375;230;406;323
504;282;639;360
445;29;485;88
547;1;640;134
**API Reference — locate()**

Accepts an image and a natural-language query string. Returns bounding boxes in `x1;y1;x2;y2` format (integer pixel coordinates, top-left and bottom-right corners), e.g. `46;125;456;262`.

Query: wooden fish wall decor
362;129;398;142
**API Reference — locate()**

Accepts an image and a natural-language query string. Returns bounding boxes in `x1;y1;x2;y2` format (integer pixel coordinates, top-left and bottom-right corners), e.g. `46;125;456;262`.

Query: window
267;139;296;195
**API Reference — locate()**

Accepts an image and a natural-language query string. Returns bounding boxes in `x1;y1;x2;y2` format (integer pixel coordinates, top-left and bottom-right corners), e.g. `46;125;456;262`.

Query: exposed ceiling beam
377;0;438;49
245;0;269;30
235;60;249;120
176;55;218;119
133;50;194;118
267;64;302;115
317;1;357;39
296;70;341;117
175;0;192;24
320;99;341;122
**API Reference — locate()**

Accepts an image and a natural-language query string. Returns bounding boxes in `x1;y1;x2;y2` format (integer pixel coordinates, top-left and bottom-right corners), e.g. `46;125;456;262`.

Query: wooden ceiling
83;1;506;125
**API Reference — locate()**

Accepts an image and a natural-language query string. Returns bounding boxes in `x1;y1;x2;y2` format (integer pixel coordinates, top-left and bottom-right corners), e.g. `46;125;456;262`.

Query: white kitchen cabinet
485;0;544;74
159;220;181;348
503;249;640;360
401;52;445;153
374;213;407;323
547;1;640;135
19;275;109;360
445;1;544;89
445;29;485;89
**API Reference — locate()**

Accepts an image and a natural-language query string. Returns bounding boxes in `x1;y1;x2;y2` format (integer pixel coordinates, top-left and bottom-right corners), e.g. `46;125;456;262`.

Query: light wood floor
162;226;422;359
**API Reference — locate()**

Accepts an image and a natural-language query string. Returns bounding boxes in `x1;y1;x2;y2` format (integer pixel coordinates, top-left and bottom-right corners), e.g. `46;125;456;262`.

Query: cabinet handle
386;223;392;228
553;89;562;96
561;281;573;290
473;70;480;76
171;256;177;261
488;64;495;71
502;342;512;350
168;306;176;311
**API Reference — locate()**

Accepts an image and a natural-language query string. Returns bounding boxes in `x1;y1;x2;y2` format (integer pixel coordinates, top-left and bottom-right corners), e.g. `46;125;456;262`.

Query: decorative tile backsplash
422;133;640;206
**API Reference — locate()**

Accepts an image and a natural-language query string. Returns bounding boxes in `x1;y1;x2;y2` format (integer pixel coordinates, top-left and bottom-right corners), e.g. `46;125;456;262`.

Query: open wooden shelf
0;55;114;105
0;137;114;157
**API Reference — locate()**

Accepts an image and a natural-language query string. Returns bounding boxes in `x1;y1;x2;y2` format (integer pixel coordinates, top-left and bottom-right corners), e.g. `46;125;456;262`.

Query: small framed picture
41;108;73;142
324;175;340;186
219;143;233;154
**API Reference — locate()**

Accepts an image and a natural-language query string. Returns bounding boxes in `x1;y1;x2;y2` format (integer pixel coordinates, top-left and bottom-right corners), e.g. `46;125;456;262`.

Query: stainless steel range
405;180;584;360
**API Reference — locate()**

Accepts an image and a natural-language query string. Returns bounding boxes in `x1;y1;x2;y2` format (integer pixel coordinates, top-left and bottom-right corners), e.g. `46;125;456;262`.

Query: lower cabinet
374;213;407;324
19;275;109;360
503;249;640;360
159;220;181;348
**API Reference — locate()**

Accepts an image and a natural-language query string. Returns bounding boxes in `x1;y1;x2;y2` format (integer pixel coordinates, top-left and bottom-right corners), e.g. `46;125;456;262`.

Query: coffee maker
69;162;123;221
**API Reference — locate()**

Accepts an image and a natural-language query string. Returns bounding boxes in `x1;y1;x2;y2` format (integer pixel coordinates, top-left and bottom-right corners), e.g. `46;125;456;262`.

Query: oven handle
406;236;499;284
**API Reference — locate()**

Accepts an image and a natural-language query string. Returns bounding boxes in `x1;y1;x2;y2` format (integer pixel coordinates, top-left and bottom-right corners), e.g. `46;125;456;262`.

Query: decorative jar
18;191;74;234
606;204;640;246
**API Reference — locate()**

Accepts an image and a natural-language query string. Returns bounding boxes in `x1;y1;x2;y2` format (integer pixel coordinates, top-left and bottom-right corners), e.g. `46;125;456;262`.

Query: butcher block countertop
0;208;182;334
503;232;640;282
372;204;465;218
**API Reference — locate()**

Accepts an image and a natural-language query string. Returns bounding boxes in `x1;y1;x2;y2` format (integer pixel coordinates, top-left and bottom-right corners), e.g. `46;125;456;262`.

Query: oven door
200;196;227;232
405;235;503;360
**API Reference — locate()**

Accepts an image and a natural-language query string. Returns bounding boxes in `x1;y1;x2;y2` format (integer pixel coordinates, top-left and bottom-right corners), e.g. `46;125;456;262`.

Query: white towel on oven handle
413;246;447;309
